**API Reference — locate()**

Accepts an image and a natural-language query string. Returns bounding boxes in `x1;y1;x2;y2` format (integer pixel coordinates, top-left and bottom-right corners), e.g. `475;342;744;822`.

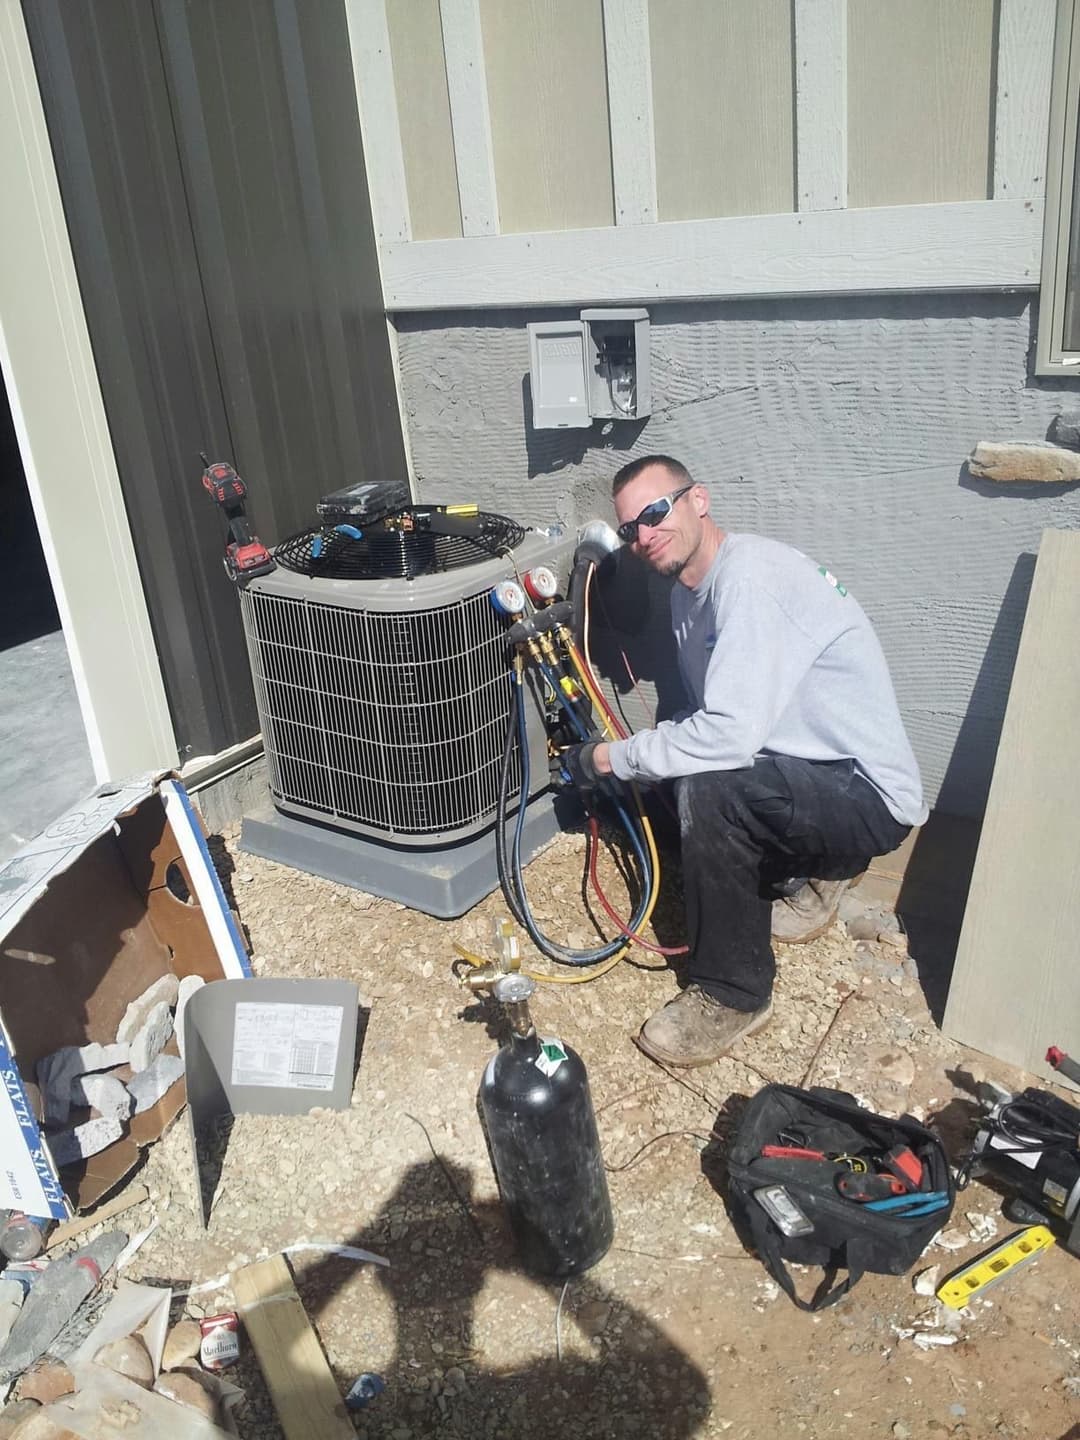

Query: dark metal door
22;0;408;760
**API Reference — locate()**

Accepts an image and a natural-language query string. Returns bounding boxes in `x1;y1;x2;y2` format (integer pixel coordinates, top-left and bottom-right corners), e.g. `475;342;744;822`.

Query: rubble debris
174;978;205;1065
126;1056;186;1117
128;1003;174;1075
67;1076;132;1125
0;1232;128;1384
116;976;181;1047
47;1119;124;1171
160;1322;202;1373
36;1046;130;1129
13;1362;75;1407
96;1334;155;1389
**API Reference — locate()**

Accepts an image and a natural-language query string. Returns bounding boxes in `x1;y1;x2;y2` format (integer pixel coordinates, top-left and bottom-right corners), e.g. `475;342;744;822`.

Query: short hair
611;454;692;496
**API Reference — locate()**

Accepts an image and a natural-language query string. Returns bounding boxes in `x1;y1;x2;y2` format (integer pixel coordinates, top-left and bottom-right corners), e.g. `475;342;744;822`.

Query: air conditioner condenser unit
238;520;573;918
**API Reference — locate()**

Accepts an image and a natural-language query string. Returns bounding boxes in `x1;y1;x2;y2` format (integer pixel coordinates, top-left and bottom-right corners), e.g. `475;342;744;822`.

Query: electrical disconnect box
528;308;650;429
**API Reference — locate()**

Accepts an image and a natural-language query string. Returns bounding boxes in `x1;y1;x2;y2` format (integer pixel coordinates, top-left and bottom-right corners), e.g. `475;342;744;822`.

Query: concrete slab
0;628;95;862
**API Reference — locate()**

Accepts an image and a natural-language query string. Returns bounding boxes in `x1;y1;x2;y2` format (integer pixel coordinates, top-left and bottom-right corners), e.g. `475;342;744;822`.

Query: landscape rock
14;1363;74;1407
153;1370;219;1421
46;1116;124;1168
126;1054;186;1115
968;440;1080;484
174;976;205;1063
95;1334;155;1389
116;975;180;1046
128;1003;173;1074
36;1044;130;1128
0;1401;41;1440
68;1074;132;1123
1049;409;1080;449
160;1320;202;1372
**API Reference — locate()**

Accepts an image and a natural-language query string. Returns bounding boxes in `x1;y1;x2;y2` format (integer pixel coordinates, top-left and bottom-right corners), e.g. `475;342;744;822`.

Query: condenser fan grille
241;586;521;837
274;511;526;580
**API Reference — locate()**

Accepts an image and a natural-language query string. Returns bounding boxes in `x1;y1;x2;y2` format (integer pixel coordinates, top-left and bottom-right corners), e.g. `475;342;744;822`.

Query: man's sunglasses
616;484;695;543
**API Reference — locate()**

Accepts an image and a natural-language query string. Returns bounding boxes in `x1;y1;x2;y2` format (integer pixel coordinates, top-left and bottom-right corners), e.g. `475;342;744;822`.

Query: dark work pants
674;756;911;1013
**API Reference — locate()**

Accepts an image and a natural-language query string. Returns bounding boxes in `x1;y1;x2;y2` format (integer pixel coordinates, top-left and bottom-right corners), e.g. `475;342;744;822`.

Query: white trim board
794;0;847;212
994;0;1056;200
0;0;176;781
439;0;499;235
602;0;657;225
344;0;411;242
381;197;1042;310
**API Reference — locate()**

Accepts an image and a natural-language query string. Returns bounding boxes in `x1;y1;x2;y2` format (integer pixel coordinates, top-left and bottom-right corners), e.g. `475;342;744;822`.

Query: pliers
864;1190;950;1216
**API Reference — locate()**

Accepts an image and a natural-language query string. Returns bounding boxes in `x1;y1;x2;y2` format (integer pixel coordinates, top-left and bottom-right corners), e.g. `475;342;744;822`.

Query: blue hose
508;665;653;966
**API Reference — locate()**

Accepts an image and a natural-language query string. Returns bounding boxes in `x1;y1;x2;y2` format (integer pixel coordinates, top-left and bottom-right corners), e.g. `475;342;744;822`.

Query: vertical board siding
848;0;995;208
794;0;847;211
993;0;1056;200
649;0;795;221
602;0;657;224
478;0;614;234
385;0;462;239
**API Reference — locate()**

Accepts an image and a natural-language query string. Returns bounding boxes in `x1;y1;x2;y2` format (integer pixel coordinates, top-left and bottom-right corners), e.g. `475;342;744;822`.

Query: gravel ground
35;822;1080;1440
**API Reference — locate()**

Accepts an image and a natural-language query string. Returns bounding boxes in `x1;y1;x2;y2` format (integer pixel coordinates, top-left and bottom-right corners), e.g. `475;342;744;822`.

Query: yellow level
936;1225;1057;1309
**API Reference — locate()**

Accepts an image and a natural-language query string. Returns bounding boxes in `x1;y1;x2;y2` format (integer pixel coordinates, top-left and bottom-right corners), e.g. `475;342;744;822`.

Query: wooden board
943;530;1080;1088
233;1255;354;1440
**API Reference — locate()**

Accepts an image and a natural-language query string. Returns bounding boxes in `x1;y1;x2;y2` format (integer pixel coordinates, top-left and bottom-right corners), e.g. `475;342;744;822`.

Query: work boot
636;986;773;1068
771;877;855;944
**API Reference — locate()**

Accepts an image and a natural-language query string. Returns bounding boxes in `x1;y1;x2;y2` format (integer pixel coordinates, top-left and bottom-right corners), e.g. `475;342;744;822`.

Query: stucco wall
394;294;1080;819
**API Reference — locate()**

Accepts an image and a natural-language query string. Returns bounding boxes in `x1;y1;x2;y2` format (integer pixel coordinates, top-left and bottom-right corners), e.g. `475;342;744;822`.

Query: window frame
1037;0;1080;374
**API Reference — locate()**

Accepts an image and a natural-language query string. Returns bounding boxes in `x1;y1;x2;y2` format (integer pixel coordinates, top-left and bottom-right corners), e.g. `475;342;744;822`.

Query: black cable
992;1097;1080;1154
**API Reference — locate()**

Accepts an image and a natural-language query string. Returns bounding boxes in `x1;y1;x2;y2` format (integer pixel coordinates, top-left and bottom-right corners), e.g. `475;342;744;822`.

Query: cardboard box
0;773;250;1218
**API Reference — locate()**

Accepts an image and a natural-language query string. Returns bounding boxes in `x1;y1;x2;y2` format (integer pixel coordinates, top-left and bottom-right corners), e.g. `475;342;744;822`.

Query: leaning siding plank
943;530;1080;1087
439;0;499;234
794;0;847;211
993;0;1056;199
603;0;657;224
344;0;411;241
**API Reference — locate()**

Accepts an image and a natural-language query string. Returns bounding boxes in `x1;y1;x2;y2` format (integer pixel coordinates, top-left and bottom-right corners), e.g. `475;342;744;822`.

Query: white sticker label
987;1130;1041;1171
535;1037;568;1077
231;1003;343;1090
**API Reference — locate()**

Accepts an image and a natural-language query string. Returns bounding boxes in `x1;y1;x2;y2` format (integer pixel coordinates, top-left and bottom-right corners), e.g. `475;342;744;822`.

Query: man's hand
561;741;620;799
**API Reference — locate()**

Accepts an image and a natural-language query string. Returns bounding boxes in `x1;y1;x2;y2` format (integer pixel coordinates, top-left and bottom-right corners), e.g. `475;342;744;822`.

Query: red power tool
200;457;275;581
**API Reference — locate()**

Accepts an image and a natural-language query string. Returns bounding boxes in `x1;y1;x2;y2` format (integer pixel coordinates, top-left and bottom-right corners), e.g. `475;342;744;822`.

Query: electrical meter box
528;309;650;429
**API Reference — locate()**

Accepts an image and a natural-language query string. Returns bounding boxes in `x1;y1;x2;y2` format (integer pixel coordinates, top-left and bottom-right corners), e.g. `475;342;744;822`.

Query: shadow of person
295;1156;711;1439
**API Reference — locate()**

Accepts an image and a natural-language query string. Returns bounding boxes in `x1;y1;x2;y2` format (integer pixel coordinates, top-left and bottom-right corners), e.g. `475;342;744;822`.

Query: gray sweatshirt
607;533;928;827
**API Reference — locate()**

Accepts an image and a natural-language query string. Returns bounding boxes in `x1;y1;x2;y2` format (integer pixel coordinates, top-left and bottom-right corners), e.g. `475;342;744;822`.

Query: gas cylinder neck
505;1000;535;1038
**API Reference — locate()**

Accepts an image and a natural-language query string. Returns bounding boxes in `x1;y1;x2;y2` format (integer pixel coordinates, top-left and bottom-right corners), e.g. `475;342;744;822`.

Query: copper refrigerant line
456;561;686;991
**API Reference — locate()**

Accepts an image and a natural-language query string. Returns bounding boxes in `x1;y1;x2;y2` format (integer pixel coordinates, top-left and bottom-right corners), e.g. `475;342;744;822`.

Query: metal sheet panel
22;0;407;759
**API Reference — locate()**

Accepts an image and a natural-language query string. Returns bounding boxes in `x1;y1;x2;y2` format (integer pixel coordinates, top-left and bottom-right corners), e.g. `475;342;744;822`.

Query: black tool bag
726;1084;954;1311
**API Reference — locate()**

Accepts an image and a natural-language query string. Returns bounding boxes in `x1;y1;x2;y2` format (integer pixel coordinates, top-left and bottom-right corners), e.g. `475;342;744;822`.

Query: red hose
587;818;688;956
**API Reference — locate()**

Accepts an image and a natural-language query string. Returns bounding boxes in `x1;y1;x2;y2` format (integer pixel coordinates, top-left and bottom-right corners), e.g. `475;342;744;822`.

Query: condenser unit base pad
239;792;561;919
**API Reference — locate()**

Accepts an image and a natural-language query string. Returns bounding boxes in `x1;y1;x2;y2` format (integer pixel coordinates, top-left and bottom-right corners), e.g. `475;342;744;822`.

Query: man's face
613;465;705;578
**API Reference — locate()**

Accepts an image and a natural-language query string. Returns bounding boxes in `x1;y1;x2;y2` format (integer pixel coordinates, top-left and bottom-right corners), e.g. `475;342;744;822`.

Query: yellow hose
516;638;662;984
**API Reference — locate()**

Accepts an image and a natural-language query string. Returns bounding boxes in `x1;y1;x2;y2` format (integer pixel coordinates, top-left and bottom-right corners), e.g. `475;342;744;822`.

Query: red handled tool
880;1145;924;1192
200;457;274;581
836;1171;907;1202
1047;1046;1080;1087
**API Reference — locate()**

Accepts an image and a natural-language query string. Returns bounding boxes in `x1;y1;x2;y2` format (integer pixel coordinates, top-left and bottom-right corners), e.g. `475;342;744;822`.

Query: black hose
495;668;526;926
